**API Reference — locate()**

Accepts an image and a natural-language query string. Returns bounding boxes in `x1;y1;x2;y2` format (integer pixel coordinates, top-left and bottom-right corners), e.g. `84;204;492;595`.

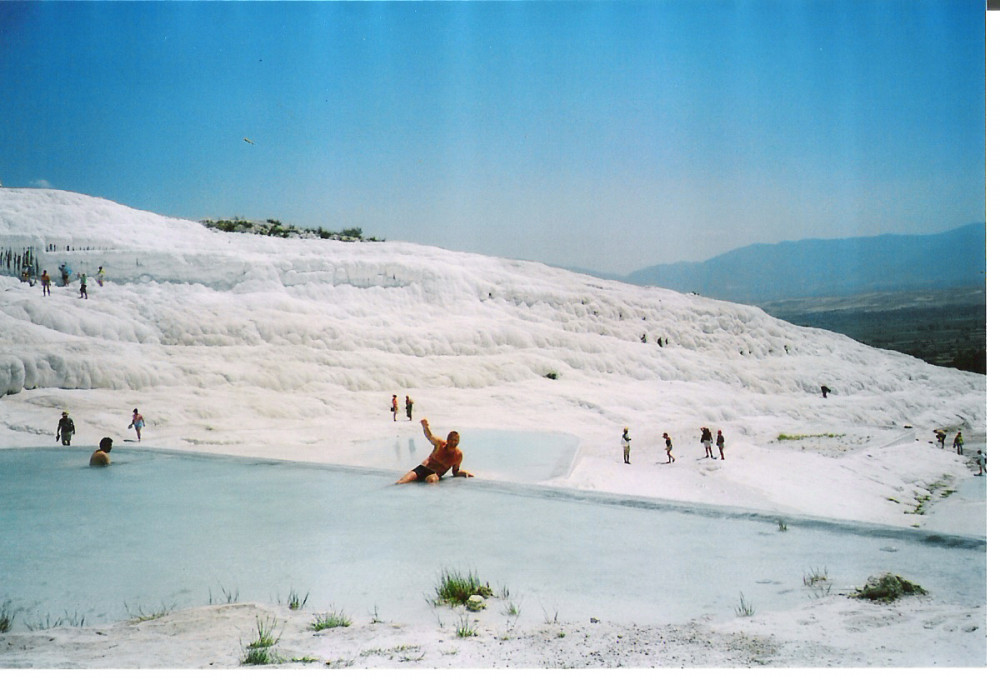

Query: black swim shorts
411;464;438;481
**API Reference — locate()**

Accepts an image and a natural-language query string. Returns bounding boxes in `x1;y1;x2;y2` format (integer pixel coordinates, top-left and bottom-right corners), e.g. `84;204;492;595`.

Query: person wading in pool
89;437;113;467
395;419;474;484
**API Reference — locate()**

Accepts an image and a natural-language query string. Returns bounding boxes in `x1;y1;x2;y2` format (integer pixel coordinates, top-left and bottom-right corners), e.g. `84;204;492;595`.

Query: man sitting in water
396;419;474;484
89;437;113;467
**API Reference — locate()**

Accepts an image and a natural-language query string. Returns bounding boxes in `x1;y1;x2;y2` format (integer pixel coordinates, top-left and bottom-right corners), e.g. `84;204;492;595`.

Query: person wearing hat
89;437;113;467
56;411;75;446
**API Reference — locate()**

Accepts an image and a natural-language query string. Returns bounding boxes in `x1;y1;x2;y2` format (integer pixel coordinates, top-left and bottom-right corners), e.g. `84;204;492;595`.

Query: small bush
434;569;493;607
851;573;927;603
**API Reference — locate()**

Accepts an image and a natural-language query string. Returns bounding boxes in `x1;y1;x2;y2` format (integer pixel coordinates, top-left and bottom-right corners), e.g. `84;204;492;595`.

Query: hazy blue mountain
623;223;986;304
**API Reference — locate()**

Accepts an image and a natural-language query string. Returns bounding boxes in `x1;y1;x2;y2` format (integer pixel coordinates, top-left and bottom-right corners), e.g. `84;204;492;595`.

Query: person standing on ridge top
395;419;474;484
56;411;75;446
621;427;631;464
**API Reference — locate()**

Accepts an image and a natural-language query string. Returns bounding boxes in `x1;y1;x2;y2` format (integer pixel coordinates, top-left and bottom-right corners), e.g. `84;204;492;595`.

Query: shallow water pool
0;443;985;632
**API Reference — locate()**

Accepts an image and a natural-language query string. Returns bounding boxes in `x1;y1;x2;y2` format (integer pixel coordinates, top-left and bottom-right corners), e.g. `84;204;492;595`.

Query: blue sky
0;1;986;274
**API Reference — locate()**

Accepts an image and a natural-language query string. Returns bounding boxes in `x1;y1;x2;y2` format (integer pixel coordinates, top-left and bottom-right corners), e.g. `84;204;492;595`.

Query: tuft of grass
209;585;239;605
25;611;87;631
1;599;16;633
803;567;828;587
803;567;832;598
454;613;478;638
735;592;755;617
241;615;283;665
125;602;174;623
433;569;493;607
310;609;352;631
850;573;927;603
286;589;309;611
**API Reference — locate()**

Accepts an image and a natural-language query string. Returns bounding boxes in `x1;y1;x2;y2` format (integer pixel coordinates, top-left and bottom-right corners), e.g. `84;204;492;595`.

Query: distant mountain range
614;223;986;304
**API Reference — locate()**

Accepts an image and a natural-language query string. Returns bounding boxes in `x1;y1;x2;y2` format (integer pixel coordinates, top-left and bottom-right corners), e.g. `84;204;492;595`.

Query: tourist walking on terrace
97;266;105;287
129;408;145;441
622;427;631;464
78;271;88;299
405;395;414;421
40;270;50;296
56;411;75;446
395;419;474;484
701;427;715;458
716;430;725;460
935;429;947;448
662;432;674;463
975;450;986;476
391;395;399;421
953;431;964;456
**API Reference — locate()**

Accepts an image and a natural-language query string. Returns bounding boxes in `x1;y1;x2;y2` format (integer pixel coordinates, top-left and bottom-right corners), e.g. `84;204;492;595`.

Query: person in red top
396;419;474;484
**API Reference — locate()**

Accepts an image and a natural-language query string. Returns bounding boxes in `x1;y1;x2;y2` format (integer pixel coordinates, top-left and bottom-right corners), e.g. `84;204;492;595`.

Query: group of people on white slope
620;426;725;465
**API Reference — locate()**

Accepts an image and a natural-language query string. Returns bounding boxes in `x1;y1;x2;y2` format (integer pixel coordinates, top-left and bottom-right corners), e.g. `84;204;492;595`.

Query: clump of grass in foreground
850;573;927;603
433;569;493;607
310;609;352;631
241;615;283;666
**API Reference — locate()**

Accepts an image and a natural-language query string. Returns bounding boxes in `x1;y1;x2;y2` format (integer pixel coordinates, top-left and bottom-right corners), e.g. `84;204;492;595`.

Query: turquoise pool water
0;443;985;632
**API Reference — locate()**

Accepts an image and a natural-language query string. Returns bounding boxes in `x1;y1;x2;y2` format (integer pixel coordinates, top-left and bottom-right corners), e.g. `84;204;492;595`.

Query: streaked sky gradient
0;1;986;274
